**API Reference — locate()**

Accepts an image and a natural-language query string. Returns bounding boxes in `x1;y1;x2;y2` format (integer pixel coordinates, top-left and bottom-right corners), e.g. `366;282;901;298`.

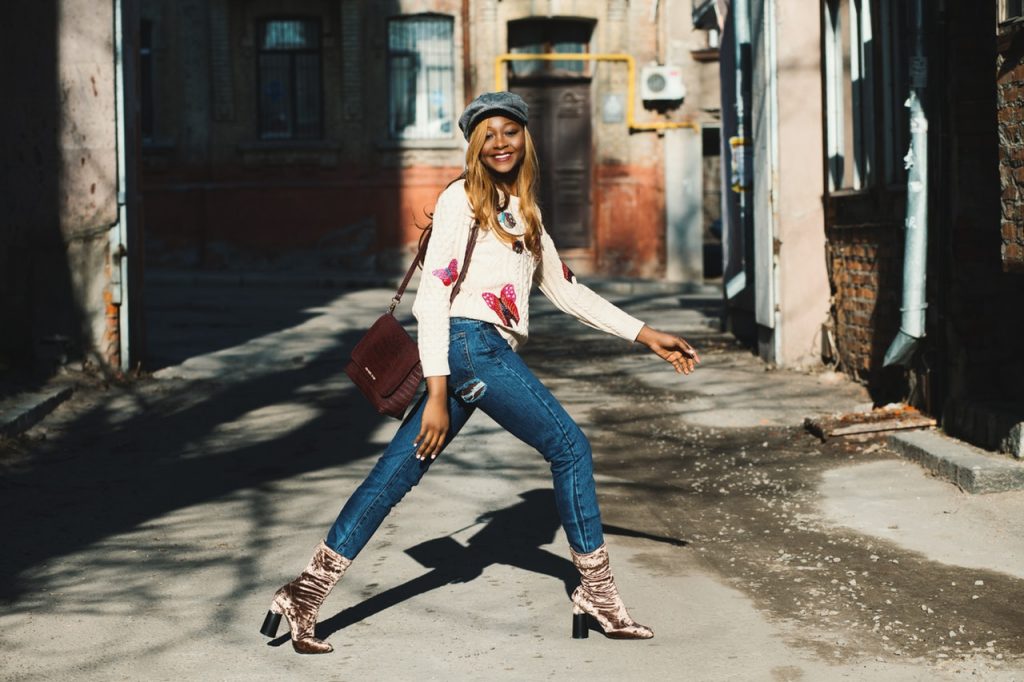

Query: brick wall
825;224;902;386
998;29;1024;273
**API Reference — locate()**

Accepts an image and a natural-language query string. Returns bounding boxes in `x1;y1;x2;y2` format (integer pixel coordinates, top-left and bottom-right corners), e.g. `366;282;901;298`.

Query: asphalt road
1;277;1021;681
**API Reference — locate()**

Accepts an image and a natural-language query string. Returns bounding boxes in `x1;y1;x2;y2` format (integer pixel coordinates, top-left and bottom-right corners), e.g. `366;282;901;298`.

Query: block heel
572;609;590;639
260;609;282;637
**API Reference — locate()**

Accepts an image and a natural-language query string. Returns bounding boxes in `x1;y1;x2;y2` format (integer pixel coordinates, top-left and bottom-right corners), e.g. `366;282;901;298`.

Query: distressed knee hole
455;377;487;403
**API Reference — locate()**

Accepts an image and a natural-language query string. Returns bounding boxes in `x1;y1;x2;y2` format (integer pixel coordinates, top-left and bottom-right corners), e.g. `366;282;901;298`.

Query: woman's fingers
428;430;446;459
415;427;447;460
414;428;430;460
662;346;697;374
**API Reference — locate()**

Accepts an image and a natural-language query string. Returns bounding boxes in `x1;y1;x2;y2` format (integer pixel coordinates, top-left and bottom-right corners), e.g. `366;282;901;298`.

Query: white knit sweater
412;179;646;377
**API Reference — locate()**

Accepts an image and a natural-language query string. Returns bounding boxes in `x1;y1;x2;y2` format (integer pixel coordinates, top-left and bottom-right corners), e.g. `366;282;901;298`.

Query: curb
888;429;1024;493
0;387;75;439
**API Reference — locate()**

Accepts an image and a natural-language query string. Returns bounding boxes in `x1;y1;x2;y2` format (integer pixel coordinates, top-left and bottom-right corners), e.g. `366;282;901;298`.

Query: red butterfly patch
561;261;577;284
432;259;459;286
481;284;520;327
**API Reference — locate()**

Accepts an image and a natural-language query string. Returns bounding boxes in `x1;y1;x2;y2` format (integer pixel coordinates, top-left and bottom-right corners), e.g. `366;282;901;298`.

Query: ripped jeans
325;317;604;558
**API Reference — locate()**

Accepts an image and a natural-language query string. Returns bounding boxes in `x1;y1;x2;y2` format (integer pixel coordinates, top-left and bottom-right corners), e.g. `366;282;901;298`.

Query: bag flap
349;314;421;397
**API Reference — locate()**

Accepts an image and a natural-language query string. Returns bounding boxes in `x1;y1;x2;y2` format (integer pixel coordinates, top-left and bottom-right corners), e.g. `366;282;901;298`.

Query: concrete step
0;386;75;438
888;429;1024;493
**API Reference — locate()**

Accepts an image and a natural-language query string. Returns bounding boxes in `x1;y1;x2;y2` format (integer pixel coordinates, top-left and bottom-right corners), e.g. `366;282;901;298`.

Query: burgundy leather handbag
345;224;478;419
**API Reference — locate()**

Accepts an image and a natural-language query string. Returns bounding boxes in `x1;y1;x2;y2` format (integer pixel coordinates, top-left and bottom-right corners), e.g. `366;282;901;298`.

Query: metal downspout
883;0;928;367
110;0;130;370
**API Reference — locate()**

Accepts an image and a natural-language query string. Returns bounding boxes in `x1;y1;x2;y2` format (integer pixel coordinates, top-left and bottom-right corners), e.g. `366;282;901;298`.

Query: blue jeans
325;318;604;558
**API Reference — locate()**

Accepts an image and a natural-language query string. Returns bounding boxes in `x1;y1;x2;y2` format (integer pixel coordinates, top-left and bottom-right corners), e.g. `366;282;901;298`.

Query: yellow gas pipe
493;53;699;133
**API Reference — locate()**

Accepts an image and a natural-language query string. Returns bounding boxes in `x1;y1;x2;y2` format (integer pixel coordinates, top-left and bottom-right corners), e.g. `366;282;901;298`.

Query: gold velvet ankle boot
569;543;653;640
259;540;352;654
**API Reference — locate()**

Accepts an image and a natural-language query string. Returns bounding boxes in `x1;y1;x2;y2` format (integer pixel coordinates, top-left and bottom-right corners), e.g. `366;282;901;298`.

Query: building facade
2;0;141;376
716;0;831;367
716;0;1024;451
140;0;720;279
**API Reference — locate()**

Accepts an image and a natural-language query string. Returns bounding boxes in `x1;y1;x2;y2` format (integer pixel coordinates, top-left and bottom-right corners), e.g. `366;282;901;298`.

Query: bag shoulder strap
388;222;479;314
449;222;479;303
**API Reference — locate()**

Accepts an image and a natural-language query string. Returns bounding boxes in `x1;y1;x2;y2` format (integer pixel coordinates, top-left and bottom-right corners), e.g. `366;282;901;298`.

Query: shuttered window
258;19;323;140
387;15;455;140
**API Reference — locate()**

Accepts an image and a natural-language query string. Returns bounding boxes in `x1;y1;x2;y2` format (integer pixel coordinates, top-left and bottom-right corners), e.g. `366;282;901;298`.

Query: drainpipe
883;0;928;367
110;0;130;370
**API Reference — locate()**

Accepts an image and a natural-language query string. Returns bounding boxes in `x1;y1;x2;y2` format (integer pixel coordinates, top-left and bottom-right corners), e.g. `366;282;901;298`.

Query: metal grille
507;19;592;78
258;19;322;140
387;15;455;140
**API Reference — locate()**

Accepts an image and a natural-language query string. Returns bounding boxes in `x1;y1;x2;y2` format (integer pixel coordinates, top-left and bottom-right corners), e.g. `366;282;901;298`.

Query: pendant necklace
498;211;524;253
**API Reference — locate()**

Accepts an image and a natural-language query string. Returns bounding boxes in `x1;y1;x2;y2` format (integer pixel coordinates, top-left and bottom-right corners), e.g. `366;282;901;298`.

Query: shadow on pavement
0;327;383;602
297;489;689;646
143;278;349;371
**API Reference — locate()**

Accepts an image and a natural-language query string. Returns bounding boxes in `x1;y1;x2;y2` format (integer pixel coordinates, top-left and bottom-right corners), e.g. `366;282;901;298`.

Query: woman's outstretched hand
415;376;450;460
636;325;701;375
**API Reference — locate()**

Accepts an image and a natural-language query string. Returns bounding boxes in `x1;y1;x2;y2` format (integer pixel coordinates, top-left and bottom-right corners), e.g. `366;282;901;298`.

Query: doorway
510;84;592;249
507;18;594;250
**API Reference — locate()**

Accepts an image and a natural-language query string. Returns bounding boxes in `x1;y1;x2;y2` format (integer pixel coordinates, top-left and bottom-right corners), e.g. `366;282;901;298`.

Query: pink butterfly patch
561;261;577;284
482;284;520;327
432;259;459;286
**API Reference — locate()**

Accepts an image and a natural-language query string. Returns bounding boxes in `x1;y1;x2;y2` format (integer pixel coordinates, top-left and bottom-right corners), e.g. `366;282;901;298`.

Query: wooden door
513;83;592;249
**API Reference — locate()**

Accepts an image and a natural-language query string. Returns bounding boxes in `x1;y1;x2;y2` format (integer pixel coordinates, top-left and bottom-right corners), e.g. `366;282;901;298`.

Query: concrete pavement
1;278;1022;680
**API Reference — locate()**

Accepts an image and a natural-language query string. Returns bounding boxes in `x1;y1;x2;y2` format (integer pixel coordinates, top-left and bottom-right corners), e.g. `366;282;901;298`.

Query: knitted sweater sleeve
412;184;471;377
535;229;646;342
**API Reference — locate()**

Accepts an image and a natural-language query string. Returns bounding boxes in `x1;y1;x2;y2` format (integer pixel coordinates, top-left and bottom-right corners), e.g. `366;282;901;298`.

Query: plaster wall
774;0;829;367
1;0;117;371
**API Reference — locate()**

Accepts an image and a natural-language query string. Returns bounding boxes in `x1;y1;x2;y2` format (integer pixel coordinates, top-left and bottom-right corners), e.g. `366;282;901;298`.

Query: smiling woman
259;91;702;654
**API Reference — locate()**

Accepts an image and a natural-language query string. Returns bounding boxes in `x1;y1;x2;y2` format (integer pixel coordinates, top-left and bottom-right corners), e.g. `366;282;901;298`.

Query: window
140;20;154;141
878;0;911;184
507;19;594;78
823;0;874;191
824;0;914;191
1001;0;1024;22
387;15;455;140
257;18;323;140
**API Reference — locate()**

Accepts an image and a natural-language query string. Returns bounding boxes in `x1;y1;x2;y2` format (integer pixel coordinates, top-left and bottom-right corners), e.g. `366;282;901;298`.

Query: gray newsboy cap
458;91;529;140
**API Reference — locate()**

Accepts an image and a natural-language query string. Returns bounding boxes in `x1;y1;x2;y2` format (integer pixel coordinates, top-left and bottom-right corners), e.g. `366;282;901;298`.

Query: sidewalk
1;278;1022;680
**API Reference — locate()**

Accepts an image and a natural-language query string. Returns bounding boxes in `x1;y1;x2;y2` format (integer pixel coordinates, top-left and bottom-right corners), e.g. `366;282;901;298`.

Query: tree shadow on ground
0;324;386;602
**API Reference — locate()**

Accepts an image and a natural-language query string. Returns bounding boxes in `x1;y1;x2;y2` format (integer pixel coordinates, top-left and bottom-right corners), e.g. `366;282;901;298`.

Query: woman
260;92;700;653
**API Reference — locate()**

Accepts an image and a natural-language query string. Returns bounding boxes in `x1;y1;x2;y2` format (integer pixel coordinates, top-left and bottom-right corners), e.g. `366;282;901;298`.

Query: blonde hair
463;119;543;258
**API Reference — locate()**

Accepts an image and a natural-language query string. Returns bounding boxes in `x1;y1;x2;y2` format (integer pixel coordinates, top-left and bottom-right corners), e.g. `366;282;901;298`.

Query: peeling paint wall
140;0;720;278
2;0;118;373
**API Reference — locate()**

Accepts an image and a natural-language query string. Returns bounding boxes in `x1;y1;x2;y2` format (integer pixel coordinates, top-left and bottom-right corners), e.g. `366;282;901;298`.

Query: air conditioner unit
640;64;686;103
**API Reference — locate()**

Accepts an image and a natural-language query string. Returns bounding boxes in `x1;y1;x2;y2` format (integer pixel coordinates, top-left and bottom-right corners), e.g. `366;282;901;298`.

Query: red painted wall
143;162;666;275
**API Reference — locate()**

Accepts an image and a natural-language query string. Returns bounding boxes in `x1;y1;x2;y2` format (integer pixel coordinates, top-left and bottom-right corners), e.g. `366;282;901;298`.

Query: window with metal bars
257;18;323;140
387;14;455;140
507;18;593;78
